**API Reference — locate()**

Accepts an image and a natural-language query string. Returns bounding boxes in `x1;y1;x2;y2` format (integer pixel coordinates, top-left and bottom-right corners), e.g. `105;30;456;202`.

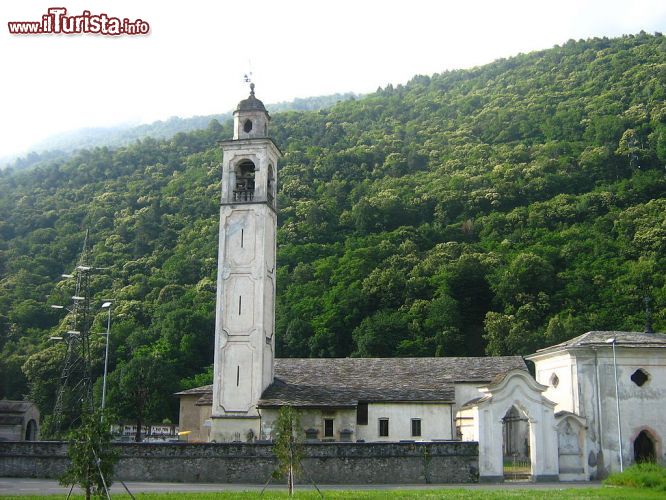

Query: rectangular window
356;402;368;425
411;419;421;437
324;419;334;437
379;418;389;437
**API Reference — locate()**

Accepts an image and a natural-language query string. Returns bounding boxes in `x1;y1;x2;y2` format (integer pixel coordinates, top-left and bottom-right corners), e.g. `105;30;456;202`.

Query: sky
1;0;665;158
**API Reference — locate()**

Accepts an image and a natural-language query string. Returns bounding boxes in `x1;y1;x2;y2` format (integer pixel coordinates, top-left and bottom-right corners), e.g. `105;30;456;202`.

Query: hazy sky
1;0;665;158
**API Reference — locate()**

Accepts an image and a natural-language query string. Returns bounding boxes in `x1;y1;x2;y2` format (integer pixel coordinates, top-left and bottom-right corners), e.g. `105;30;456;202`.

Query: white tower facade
210;84;280;442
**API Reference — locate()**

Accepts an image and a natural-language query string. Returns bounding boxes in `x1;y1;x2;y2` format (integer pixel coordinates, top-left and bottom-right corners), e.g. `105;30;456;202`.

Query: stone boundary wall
0;441;478;484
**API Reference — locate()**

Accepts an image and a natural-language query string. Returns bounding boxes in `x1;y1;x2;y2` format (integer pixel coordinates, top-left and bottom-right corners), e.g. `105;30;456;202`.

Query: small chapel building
177;86;666;482
0;400;40;442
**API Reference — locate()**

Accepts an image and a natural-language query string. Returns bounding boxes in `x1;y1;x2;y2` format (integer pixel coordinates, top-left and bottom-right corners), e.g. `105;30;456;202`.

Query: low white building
256;357;526;443
177;329;666;482
178;356;526;443
526;330;666;479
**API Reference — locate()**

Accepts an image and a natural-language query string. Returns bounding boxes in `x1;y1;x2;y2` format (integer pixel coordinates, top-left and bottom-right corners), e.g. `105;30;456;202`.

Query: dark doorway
324;419;333;438
25;419;37;441
634;430;656;463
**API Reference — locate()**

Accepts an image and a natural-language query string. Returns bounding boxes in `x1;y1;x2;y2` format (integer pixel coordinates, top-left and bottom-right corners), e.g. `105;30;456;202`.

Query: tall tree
106;350;177;442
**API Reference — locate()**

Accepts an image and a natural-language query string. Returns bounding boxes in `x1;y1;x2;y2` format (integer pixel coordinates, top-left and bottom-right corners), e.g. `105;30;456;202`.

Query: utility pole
100;301;113;411
51;231;96;436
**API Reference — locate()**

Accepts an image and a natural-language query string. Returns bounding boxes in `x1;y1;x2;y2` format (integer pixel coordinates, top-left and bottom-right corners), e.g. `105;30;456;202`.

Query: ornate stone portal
210;84;281;442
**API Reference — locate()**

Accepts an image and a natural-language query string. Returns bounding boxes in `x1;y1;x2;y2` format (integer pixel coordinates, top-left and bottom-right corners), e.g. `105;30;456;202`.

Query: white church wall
358;403;453;442
261;404;454;443
453;383;486;413
532;345;666;478
578;348;666;473
210;416;261;443
532;349;604;478
533;352;578;414
575;352;608;477
455;406;478;442
453;383;486;440
260;408;357;442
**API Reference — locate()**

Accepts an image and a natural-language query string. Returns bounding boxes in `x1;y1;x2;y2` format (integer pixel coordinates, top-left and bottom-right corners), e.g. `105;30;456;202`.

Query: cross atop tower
243;72;256;94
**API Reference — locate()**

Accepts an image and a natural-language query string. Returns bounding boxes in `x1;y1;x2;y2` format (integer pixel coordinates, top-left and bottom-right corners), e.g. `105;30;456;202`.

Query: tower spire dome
236;85;267;113
233;82;269;139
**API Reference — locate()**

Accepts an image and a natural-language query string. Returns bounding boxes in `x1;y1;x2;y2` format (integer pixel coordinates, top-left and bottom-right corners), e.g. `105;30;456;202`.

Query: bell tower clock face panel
220;343;254;412
225;211;256;267
224;275;255;335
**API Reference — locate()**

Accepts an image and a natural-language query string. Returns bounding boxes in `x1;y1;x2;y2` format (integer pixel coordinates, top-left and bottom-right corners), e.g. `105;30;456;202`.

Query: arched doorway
502;406;531;480
634;430;656;463
24;419;37;441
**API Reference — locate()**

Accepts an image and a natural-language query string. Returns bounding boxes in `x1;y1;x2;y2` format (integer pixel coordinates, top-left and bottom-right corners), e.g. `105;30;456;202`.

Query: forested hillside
0;33;664;426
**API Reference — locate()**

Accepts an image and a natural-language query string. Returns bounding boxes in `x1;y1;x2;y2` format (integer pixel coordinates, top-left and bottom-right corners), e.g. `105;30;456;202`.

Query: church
177;86;666;482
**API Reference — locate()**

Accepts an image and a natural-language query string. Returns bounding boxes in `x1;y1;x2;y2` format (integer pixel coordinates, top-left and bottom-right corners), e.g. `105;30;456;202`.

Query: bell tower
210;84;280;442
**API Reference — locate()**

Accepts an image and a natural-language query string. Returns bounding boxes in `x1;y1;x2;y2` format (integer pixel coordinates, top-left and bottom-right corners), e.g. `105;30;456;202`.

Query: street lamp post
606;337;624;472
100;301;113;411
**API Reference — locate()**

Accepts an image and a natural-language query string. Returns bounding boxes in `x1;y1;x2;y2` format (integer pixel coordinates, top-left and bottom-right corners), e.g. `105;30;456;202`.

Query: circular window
550;373;559;388
631;369;649;387
244;119;253;133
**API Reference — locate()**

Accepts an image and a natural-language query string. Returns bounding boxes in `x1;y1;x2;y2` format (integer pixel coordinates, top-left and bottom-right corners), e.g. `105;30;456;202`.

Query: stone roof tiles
174;385;213;396
177;356;526;408
529;330;666;357
259;357;525;407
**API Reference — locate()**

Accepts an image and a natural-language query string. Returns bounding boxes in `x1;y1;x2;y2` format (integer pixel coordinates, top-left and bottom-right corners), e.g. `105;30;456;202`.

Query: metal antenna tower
51;229;95;435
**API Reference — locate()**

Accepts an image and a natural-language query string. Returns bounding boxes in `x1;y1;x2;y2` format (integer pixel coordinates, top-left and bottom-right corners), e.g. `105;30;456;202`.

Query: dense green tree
105;350;178;441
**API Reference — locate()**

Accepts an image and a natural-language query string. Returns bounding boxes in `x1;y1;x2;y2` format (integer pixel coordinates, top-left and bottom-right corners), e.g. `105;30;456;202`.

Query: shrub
604;463;666;491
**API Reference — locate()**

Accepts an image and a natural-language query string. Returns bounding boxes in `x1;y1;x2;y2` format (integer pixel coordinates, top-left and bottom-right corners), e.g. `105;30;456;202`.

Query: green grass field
604;462;666;491
1;487;664;500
